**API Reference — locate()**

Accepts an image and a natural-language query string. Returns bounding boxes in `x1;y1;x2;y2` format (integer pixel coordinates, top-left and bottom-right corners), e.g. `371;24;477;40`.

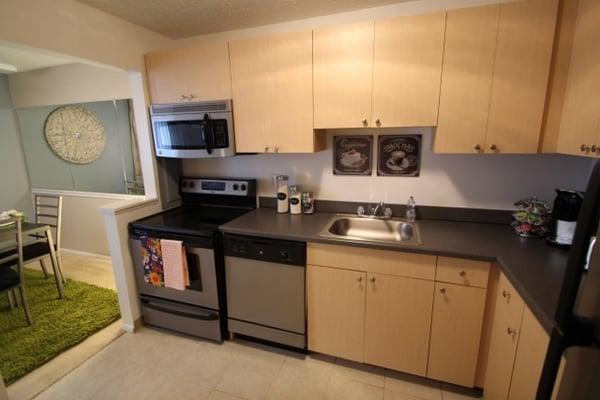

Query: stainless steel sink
319;215;422;245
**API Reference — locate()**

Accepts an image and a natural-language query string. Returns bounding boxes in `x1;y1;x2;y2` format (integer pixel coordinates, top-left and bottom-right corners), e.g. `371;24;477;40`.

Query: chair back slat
34;194;63;250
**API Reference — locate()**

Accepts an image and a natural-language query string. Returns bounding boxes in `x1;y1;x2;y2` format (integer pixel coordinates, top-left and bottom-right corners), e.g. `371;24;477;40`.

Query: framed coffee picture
333;135;373;175
377;135;421;177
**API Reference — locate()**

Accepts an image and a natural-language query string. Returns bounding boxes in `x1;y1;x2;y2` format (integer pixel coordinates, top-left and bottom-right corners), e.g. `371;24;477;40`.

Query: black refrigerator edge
537;159;600;399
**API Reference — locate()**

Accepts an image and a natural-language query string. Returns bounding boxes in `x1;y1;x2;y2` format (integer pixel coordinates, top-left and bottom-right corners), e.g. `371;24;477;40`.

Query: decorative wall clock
44;105;107;164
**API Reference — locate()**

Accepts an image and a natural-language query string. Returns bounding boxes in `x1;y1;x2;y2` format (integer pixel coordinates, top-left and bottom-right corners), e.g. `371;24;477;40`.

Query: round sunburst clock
44;105;107;164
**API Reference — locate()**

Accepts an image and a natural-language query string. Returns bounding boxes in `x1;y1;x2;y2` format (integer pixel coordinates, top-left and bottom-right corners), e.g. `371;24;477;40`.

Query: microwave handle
202;113;214;155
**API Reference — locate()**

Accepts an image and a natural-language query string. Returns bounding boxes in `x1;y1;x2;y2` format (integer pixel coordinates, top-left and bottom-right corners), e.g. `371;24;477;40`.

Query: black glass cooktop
130;205;252;237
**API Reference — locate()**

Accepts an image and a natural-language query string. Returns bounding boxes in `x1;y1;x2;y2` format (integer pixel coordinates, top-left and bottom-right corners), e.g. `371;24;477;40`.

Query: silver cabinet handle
490;144;498;152
362;118;368;126
507;327;516;336
264;145;270;152
357;276;363;282
274;145;280;153
179;94;187;101
189;94;196;100
370;277;376;283
591;145;598;153
474;144;482;151
502;290;510;298
459;270;466;277
375;118;381;126
581;144;590;152
440;287;447;294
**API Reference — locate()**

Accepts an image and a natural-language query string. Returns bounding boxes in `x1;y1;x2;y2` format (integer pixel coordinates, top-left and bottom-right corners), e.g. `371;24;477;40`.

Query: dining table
0;221;65;299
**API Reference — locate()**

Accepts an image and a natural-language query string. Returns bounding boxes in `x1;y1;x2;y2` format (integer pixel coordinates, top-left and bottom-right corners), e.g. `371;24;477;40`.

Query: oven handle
142;299;219;321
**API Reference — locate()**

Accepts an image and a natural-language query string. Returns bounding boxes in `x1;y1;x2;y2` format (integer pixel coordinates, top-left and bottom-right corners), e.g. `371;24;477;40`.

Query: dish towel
161;239;190;291
140;236;164;287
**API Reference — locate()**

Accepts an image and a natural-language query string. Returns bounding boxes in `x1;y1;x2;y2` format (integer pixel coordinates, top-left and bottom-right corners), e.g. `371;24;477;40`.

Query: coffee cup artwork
333;135;373;175
377;135;421;177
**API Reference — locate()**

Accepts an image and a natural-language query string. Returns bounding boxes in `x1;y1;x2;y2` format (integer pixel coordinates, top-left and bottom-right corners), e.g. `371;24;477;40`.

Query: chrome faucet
357;202;392;219
371;202;385;216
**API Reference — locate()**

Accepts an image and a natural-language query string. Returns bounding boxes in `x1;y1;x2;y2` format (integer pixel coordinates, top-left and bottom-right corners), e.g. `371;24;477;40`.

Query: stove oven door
129;233;219;310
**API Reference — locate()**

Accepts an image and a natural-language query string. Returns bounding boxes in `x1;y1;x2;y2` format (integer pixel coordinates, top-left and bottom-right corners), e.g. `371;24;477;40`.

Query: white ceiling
76;0;413;39
0;43;75;74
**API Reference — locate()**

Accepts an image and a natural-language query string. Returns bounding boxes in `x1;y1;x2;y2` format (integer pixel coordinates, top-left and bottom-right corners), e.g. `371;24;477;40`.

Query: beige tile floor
34;327;482;400
7;252;121;400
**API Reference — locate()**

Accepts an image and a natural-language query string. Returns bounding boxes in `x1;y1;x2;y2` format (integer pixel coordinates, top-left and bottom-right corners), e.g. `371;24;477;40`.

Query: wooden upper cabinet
484;273;526;400
314;21;374;129
145;41;231;104
557;0;600;157
307;265;366;363
508;307;550;400
434;4;500;154
230;30;319;153
364;273;434;376
372;12;445;128
427;283;487;387
269;31;315;153
485;0;559;154
229;37;273;153
436;0;559;154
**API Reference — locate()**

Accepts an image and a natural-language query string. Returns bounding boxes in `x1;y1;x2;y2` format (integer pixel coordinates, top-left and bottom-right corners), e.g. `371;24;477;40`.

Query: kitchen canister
275;175;289;213
289;185;302;215
301;192;315;214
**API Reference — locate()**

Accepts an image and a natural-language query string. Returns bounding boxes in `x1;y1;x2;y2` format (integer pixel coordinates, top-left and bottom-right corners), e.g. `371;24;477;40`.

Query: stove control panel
181;178;254;196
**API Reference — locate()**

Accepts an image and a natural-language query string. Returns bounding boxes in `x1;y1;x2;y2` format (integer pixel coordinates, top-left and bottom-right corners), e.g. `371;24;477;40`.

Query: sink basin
320;215;422;245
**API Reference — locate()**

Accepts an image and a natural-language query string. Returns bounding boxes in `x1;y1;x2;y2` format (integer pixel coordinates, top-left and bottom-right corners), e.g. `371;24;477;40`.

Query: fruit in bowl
0;209;26;228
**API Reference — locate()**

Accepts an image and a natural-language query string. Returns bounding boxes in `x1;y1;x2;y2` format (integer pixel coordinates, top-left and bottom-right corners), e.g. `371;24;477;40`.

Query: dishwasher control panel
224;234;306;266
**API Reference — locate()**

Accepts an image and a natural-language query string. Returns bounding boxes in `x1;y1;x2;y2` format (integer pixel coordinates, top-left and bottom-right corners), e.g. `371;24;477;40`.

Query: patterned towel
140;236;164;287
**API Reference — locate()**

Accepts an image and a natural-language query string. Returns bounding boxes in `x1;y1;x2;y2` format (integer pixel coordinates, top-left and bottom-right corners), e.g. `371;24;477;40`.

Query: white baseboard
61;248;111;260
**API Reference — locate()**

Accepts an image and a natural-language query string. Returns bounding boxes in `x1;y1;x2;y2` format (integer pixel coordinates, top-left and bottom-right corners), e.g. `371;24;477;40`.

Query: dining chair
0;217;33;325
27;194;65;283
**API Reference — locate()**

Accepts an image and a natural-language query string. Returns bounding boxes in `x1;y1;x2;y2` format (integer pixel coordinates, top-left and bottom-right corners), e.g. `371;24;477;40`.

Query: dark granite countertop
220;208;570;334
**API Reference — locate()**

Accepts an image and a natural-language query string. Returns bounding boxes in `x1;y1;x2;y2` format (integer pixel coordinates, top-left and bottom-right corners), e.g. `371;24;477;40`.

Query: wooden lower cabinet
307;265;366;362
508;307;550;400
363;273;434;375
427;282;487;387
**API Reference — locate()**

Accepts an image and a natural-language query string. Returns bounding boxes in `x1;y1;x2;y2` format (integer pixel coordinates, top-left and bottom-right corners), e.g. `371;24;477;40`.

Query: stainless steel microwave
150;100;235;159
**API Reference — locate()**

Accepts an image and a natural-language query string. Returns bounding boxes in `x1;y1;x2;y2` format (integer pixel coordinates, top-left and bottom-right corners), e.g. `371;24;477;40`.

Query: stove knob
233;184;239;190
182;181;188;188
241;184;247;191
280;250;289;260
189;182;196;189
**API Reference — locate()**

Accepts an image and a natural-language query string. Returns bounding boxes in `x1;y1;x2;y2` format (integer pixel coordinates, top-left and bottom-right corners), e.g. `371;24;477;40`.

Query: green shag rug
0;269;120;384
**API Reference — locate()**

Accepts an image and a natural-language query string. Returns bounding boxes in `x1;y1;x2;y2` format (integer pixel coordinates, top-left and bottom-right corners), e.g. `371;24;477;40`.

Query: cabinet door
314;21;374;129
483;273;526;400
307;265;366;362
372;12;445;128
427;283;487;387
229;37;273;153
434;4;499;153
269;30;315;153
485;0;559;154
184;41;232;101
557;0;600;157
145;48;188;104
364;273;434;376
508;307;550;400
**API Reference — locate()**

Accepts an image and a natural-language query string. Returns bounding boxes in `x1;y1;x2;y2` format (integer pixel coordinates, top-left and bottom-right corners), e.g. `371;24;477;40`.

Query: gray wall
16;100;134;194
0;74;33;217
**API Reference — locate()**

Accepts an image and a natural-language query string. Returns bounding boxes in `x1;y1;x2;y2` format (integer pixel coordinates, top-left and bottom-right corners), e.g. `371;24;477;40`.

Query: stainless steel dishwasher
224;234;306;349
